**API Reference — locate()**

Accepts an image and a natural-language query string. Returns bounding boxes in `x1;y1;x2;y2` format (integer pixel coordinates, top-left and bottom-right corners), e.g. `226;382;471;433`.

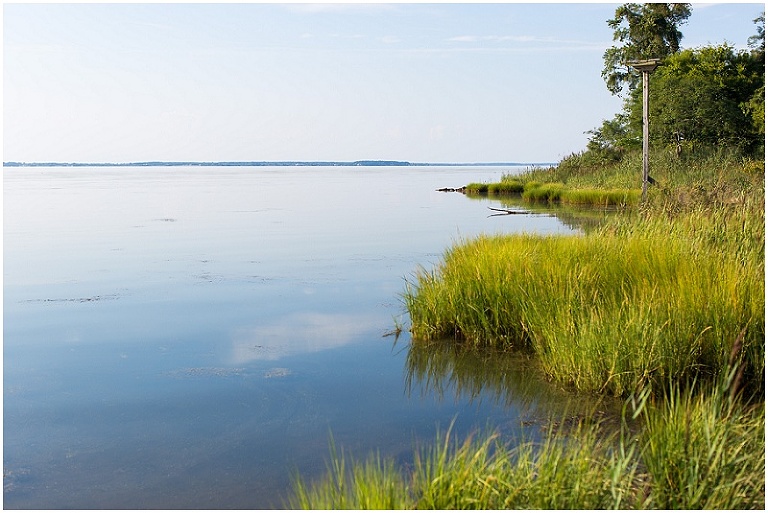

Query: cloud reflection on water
231;311;381;363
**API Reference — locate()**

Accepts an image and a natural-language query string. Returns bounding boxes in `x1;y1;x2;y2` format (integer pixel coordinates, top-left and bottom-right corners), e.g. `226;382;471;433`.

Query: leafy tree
746;12;765;150
745;84;765;144
602;3;691;96
585;114;637;159
748;12;765;57
624;44;765;155
582;7;764;163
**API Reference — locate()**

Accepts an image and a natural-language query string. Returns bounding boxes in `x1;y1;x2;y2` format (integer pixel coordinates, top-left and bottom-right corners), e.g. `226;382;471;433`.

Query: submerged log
487;206;554;218
487;206;530;215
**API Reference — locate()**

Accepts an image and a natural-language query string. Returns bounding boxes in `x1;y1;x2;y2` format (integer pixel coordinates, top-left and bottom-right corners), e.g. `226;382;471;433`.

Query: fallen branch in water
487;206;555;218
487;206;530;216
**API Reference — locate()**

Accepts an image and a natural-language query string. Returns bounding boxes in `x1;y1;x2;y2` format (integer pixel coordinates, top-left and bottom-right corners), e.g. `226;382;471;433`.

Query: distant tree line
577;3;765;165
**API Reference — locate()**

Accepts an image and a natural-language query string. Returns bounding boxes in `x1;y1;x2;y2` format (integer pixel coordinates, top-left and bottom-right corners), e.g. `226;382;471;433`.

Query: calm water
5;166;582;509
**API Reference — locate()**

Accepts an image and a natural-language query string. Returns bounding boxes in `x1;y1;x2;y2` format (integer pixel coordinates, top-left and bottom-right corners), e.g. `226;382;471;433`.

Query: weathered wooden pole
641;69;651;201
629;59;660;202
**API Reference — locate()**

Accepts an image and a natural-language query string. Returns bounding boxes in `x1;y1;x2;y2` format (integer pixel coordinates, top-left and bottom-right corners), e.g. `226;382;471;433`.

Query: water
5;165;581;509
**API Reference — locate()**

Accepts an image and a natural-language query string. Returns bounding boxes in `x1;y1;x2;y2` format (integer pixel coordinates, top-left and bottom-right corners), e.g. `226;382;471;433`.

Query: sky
3;2;764;163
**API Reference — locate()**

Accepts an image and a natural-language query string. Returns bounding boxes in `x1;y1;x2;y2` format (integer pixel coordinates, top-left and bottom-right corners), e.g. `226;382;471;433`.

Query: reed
288;438;411;509
638;378;765;509
290;378;764;509
464;182;489;194
290;419;644;509
407;153;765;398
466;177;640;206
405;212;764;397
290;151;764;509
561;187;640;206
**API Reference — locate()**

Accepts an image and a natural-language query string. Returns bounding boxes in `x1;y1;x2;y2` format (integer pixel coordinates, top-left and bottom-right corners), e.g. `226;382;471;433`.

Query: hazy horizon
5;3;762;163
3;159;554;166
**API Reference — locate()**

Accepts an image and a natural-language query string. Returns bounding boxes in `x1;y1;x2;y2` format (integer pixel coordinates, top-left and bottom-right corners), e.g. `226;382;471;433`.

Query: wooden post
629;59;660;203
642;69;650;202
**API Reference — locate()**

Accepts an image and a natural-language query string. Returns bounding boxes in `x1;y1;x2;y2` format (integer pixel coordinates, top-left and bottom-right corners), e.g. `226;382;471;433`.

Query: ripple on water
164;367;293;379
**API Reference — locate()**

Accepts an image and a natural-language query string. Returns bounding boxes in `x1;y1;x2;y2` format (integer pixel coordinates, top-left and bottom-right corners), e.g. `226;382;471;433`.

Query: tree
585;6;764;162
747;12;765;57
602;3;691;96
626;44;765;155
585;113;637;158
746;12;765;151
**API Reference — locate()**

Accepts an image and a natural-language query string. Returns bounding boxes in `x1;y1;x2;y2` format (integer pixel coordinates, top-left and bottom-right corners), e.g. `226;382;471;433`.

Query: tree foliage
583;114;636;163
588;7;765;160
748;12;765;56
602;3;691;96
634;44;765;154
746;12;765;146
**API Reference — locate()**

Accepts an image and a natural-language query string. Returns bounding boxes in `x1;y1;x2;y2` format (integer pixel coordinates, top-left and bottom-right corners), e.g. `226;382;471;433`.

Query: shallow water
5;165;583;509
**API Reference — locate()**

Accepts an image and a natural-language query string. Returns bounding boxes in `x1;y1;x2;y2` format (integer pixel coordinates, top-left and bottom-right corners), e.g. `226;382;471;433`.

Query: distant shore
3;160;554;168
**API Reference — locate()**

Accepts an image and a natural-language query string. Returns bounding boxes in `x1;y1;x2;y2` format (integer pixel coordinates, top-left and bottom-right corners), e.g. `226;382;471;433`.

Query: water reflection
465;194;619;232
4;166;583;509
404;339;623;428
231;312;380;362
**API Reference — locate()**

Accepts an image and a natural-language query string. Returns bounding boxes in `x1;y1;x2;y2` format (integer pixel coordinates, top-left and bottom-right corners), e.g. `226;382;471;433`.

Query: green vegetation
601;3;691;96
289;4;764;509
466;175;639;207
465;180;525;195
465;157;648;206
409;154;764;398
290;371;764;509
639;374;765;509
594;6;764;160
291;151;764;509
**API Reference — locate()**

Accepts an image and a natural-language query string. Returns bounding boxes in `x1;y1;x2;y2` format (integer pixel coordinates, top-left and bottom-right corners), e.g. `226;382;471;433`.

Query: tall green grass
471;150;764;208
465;178;640;206
405;216;763;397
290;152;764;510
465;180;526;195
507;148;764;193
411;422;641;509
290;420;644;509
639;377;765;509
521;182;640;206
562;187;640;206
289;373;764;509
406;155;764;397
290;439;411;509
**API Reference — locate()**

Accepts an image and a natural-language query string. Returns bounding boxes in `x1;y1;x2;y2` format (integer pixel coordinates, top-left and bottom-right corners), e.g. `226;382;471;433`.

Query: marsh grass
289;438;411;509
464;182;490;194
405;225;763;396
639;376;765;509
289;152;765;509
407;154;764;397
468;178;640;206
521;181;565;202
411;421;642;510
472;150;763;208
290;419;644;509
562;187;640;206
290;371;764;509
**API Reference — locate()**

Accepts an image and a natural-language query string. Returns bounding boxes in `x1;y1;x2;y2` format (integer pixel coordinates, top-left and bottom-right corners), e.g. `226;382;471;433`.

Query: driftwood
487;206;530;216
486;206;556;218
435;188;549;218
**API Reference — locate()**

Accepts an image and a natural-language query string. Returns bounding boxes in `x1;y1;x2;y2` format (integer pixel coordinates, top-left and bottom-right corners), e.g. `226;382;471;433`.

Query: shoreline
2;160;555;168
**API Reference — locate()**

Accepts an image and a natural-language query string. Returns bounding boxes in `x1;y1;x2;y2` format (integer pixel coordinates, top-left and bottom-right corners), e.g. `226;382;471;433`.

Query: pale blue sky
4;2;764;163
